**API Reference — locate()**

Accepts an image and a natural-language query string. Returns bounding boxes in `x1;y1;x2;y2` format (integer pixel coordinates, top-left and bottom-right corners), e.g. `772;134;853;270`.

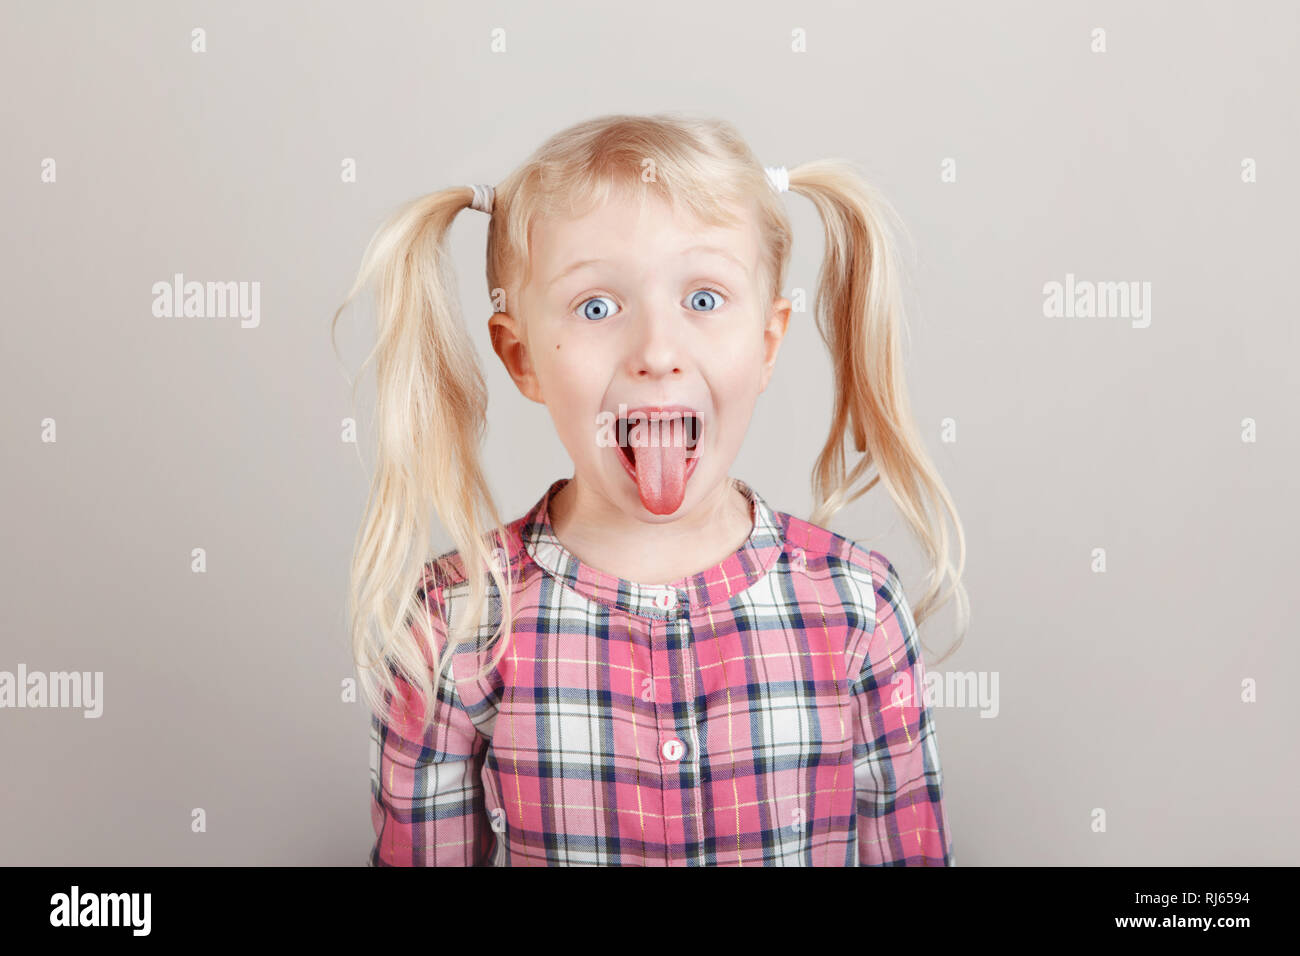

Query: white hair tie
468;184;495;214
764;166;789;194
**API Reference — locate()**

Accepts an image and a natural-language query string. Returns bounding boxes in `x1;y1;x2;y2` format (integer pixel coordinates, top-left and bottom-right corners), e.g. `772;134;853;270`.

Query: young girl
335;113;969;866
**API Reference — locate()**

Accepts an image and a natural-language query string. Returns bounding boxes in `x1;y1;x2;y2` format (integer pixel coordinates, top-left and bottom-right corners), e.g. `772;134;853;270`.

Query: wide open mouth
616;413;701;467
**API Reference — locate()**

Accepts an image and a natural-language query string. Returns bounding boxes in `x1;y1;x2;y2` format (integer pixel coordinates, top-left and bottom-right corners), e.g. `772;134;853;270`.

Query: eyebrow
547;245;749;290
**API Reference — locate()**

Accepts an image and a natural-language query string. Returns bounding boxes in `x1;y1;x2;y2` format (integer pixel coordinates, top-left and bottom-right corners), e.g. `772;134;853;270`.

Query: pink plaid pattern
368;477;954;866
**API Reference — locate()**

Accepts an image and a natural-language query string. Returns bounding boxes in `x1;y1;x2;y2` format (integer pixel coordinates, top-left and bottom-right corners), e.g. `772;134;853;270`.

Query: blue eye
687;288;724;311
578;296;619;321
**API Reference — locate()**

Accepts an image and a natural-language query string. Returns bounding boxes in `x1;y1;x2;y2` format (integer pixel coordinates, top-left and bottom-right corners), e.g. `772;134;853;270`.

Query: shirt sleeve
850;553;955;866
367;603;494;867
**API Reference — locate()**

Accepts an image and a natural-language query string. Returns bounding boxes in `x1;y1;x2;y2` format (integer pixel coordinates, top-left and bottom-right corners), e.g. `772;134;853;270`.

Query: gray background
2;0;1296;865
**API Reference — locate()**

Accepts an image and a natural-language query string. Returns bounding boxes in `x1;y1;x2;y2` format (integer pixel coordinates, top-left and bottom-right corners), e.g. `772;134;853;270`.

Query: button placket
652;587;676;612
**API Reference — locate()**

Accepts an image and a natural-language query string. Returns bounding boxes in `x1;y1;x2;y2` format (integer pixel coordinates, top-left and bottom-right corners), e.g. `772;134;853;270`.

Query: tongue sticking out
632;419;688;515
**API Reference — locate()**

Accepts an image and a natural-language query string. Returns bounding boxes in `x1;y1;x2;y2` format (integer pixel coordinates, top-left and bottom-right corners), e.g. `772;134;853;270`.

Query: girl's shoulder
775;507;898;592
774;510;915;676
419;511;534;599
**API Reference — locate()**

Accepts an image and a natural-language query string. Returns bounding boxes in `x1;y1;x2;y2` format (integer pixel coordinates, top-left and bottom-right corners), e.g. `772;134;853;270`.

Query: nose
627;301;684;378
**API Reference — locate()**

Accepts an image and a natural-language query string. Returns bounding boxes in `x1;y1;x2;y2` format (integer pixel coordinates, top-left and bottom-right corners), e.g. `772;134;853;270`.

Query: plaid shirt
368;477;954;866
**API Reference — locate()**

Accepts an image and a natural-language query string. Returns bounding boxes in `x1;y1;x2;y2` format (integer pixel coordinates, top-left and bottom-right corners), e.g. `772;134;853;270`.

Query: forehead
529;192;760;281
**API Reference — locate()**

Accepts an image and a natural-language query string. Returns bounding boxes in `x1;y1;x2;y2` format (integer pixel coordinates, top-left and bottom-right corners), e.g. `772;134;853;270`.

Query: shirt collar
520;477;787;620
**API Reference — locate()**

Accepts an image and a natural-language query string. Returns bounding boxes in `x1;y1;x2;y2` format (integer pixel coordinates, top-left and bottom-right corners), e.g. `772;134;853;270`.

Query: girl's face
490;190;790;520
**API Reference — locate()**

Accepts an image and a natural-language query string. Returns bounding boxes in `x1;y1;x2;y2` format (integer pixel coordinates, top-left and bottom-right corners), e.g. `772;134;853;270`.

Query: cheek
707;321;766;366
709;370;764;446
710;344;764;398
537;345;604;437
534;337;579;388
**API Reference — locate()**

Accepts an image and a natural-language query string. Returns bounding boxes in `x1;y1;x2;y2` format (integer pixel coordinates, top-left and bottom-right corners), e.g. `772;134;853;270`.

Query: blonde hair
332;111;969;739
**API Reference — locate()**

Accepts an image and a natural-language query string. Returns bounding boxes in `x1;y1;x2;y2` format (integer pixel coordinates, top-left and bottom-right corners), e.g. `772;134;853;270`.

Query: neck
547;475;754;586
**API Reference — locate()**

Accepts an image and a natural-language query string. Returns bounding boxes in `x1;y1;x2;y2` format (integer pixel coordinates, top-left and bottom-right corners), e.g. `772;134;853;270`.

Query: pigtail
331;186;516;738
790;160;969;662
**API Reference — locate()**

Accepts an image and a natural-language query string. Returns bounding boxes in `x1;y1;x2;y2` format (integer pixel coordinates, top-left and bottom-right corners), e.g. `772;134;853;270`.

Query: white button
791;547;807;573
661;738;685;761
653;588;676;610
490;547;507;571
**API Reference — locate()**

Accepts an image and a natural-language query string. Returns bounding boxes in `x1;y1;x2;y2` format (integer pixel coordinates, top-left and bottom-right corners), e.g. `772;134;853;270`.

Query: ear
758;296;792;392
488;311;545;404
